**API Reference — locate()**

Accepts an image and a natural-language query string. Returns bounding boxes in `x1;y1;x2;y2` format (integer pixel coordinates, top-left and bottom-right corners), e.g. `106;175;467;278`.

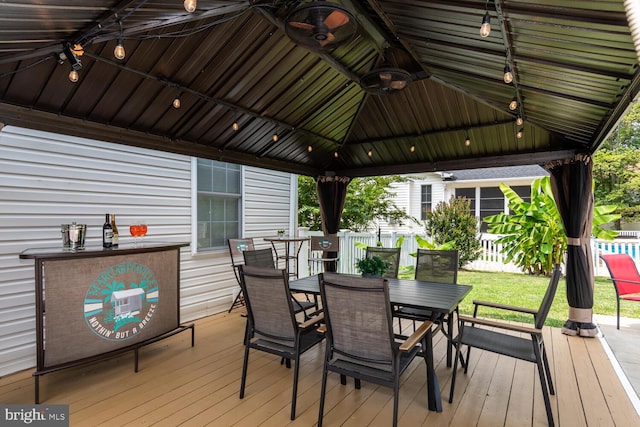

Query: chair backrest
600;254;640;297
310;235;340;253
243;248;275;269
239;265;297;341
415;249;459;283
534;264;562;329
366;246;401;279
319;272;395;371
228;238;256;267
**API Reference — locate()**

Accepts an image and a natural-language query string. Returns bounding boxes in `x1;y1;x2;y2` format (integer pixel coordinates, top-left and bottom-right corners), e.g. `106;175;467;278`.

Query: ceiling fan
284;1;357;51
360;67;412;95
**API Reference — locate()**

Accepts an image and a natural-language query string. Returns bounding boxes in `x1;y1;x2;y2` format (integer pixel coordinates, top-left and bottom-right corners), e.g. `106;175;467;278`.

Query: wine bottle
111;213;119;247
103;213;113;248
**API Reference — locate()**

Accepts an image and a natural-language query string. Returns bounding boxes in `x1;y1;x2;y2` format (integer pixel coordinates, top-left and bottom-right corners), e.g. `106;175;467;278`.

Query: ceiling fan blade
324;10;349;30
390;80;408;90
289;21;315;30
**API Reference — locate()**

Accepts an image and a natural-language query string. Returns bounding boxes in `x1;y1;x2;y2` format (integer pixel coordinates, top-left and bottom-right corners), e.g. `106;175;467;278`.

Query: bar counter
20;242;194;403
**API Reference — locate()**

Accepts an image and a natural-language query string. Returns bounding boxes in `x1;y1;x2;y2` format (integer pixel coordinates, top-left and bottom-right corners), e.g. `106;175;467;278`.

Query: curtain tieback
567;237;582;246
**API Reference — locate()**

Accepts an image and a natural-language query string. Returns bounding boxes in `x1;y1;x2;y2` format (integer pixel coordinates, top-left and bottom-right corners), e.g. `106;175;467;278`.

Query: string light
465;135;471;146
516;115;524;126
172;97;181;108
516;128;524;139
334;151;339;158
232;121;239;131
503;64;513;84
307;145;312;152
184;0;197;13
410;144;415;152
367;149;373;157
480;0;491;39
68;69;79;82
272;133;279;142
114;20;125;60
509;96;518;111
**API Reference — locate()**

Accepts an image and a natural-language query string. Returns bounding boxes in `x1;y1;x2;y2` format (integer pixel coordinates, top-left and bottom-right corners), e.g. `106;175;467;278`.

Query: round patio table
264;235;310;279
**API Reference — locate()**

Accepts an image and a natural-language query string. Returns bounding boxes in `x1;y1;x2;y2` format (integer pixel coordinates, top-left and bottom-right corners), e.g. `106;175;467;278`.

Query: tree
424;196;482;267
298;175;414;232
593;102;640;224
485;176;619;276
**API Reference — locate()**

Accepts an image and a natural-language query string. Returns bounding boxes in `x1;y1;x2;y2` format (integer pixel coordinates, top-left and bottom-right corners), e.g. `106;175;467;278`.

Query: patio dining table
289;274;472;412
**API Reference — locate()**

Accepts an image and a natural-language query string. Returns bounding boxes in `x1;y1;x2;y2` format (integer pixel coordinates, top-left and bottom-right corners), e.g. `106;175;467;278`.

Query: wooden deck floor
1;311;638;426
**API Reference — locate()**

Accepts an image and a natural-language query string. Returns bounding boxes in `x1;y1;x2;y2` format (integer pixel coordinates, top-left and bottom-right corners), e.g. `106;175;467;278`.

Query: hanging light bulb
509;96;518;111
465;135;471;146
307;145;313;152
516;128;524;139
172;97;181;109
114;20;125;60
184;0;197;13
480;11;491;38
114;39;125;60
68;69;79;83
503;64;513;84
272;133;279;142
367;149;373;157
410;144;415;152
334;151;339;158
232;121;239;131
516;115;524;126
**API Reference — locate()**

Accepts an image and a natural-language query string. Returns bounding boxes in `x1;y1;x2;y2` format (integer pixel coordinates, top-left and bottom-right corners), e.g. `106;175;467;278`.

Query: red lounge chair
600;254;640;329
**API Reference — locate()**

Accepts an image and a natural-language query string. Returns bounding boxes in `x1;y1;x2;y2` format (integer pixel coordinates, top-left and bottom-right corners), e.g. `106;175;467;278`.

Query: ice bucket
61;222;86;250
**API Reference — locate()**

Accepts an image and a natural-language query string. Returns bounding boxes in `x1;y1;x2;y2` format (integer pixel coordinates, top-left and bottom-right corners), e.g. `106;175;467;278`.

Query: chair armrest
399;320;433;351
458;314;542;335
608;278;640;286
472;299;538;315
299;312;324;329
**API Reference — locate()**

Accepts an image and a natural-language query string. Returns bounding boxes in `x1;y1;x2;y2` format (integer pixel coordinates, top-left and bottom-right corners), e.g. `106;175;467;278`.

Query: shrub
424;196;481;268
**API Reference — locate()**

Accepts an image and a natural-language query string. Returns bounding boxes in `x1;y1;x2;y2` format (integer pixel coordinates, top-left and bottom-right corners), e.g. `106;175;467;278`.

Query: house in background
379;165;547;234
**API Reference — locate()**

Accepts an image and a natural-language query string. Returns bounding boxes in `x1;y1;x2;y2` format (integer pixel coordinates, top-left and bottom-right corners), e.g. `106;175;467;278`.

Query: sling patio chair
243;248;317;318
365;246;401;279
449;264;562;427
600;253;640;329
317;272;433;427
394;249;459;366
309;235;340;274
238;265;325;420
227;238;256;312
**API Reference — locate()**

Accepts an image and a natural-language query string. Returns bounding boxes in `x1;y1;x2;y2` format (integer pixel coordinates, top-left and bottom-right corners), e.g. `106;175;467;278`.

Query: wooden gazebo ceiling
0;1;638;178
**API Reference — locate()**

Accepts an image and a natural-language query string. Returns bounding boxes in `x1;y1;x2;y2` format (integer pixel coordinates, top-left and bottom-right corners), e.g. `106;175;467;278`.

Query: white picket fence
295;229;640;278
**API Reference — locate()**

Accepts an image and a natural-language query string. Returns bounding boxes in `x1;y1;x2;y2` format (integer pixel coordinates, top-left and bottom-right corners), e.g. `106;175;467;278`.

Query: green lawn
449;270;640;328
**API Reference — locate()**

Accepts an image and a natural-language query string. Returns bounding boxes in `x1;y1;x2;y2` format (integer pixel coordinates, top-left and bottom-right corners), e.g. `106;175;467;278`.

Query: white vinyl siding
0;126;293;377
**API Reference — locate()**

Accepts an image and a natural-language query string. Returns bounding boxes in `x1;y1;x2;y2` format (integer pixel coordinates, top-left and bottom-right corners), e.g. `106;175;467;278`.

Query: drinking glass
129;221;147;246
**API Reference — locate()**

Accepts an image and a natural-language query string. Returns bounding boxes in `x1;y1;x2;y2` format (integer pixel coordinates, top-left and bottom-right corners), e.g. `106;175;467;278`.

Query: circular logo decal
83;262;158;341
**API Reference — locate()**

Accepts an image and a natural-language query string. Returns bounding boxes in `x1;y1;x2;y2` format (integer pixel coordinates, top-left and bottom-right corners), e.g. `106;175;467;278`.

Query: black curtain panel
545;154;596;337
316;176;350;272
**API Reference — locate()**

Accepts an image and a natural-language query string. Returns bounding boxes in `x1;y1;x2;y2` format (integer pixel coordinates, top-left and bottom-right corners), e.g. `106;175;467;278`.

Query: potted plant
277;229;285;238
355;255;388;278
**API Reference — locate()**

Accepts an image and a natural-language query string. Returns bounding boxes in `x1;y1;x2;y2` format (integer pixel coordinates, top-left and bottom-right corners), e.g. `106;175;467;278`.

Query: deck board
1;311;638;426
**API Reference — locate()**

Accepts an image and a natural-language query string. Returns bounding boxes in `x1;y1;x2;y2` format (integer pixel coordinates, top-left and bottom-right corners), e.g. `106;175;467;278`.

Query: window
421;184;432;220
196;159;241;250
455;188;476;214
